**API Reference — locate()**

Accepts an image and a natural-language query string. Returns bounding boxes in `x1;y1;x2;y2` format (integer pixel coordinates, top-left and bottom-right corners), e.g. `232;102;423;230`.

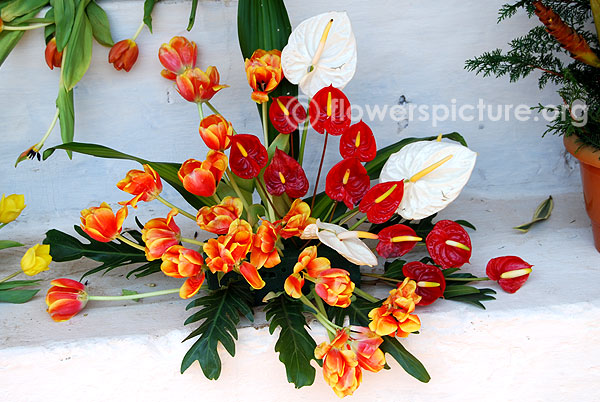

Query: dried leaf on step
513;196;553;233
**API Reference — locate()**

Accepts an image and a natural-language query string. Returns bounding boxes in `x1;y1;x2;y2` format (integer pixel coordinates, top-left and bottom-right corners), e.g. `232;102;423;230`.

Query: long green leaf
53;0;75;51
61;0;92;91
0;240;24;250
44;7;55;44
592;0;600;40
143;0;158;33
186;0;198;31
0;279;41;291
0;10;37;66
86;1;113;47
56;87;74;157
265;294;317;388
1;0;47;22
513;196;553;233
0;289;40;303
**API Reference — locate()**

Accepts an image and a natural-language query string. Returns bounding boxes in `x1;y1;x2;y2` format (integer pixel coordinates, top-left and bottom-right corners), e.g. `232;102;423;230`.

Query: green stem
89;288;180;301
310;132;329;212
0;271;21;284
0;223;8;230
197;102;204;121
313;289;327;316
155;195;197;221
35;108;60;151
181;237;205;247
348;215;368;231
255;178;280;219
326;201;337;223
299;295;339;334
3;22;51;31
353;286;379;303
225;169;251;214
297;98;311;166
333;208;358;225
212;194;221;204
262;101;269;148
116;235;146;251
205;101;237;134
131;21;145;41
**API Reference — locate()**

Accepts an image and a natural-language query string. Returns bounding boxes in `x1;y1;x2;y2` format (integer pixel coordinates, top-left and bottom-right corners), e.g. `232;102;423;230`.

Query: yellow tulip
20;244;51;276
0;194;26;224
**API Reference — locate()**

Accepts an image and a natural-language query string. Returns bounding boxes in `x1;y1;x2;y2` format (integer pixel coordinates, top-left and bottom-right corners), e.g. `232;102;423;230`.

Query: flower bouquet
40;5;533;398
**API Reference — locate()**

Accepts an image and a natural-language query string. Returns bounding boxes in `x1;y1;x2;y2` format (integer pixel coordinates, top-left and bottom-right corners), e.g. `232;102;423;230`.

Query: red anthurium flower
359;181;404;224
108;39;139;72
269;96;306;134
402;261;446;306
426;220;472;269
45;37;62;70
199;114;233;151
339;120;377;162
486;256;533;294
117;164;163;208
376;224;421;258
158;36;197;79
325;158;370;209
264;149;309;198
229;134;268;179
309;85;351;135
46;278;88;322
178;151;228;197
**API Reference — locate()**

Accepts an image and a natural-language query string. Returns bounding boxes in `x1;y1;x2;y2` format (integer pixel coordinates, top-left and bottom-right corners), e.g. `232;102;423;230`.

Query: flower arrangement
28;5;535;398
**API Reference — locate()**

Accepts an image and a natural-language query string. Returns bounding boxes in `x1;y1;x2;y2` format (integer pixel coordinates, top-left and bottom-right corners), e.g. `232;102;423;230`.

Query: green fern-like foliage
466;0;600;149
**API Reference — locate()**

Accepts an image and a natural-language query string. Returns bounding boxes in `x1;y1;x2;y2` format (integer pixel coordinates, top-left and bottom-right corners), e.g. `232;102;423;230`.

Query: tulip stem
197;102;204;120
131;21;146;41
89;288;180;301
300;295;339;334
155;195;197;221
297;98;311;166
34;108;60;152
205;101;237;134
0;223;8;230
262;101;269;148
310;132;329;212
181;237;205;247
212;194;221;204
0;271;21;284
116;235;146;251
327;201;338;223
348;215;368;231
3;22;51;31
225;169;251;216
313;289;328;316
353;286;379;303
255;178;282;219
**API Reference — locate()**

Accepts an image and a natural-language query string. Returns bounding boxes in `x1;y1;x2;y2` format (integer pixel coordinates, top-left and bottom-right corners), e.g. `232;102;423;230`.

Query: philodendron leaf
0;240;24;250
513;196;553;233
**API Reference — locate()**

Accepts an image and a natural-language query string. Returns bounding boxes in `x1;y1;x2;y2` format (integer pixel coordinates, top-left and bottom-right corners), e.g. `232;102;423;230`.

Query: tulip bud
108;39;139;72
44;37;62;70
46;278;88;322
0;194;26;224
20;244;52;276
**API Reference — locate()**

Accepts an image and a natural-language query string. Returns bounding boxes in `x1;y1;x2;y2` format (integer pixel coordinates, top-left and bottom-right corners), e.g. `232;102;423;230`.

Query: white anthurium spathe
281;11;357;97
380;140;477;220
301;220;378;267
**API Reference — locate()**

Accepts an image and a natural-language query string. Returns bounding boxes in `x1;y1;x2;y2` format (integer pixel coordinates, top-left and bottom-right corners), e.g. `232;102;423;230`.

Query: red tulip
359;181;404;224
486;256;532;294
339;120;376;162
158;36;197;79
229;134;268;179
264;149;309;198
46;278;88;322
269;96;306;134
308;85;351;135
402;261;446;306
108;39;139;72
426;220;472;269
376;224;421;258
325;157;370;209
45;37;62;70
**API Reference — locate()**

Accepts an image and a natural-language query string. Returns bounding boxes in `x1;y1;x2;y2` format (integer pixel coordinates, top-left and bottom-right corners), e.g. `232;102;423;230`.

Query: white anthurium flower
380;140;477;220
281;11;357;97
301;220;378;267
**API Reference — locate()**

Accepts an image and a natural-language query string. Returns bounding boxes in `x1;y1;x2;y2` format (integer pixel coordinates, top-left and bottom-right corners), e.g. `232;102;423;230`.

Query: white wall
0;0;579;236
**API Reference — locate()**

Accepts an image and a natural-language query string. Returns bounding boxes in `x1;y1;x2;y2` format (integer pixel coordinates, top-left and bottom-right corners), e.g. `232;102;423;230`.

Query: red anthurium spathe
229;134;268;179
359;181;404;224
46;278;88;322
178;151;228;197
158;36;197;79
117;164;163;208
45;37;62;70
426;220;472;269
339;120;376;162
325;157;370;208
269;96;306;134
264;149;309;198
376;224;421;259
199;114;233;151
309;85;351;135
486;256;533;294
109;39;139;72
176;66;228;103
402;261;446;306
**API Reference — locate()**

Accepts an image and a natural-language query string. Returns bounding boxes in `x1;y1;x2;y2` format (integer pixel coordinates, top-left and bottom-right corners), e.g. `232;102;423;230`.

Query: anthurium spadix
301;220;378;266
379;140;477;220
281;11;357;97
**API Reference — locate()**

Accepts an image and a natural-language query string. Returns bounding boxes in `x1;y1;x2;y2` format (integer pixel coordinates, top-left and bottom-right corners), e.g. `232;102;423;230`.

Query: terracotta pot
564;135;600;252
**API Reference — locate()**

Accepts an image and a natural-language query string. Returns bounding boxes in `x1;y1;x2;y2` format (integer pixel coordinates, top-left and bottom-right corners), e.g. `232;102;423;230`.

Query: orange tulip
178;151;228;197
46;278;88;322
250;220;281;269
117;164;163;208
158;36;197;79
293;246;330;277
45;37;62;70
203;219;253;273
238;261;265;289
142;209;181;260
80;202;128;242
368;278;421;337
244;49;283;103
315;268;355;308
176;66;228;103
199;114;233;151
179;272;206;299
315;330;362;398
279;199;316;239
196;196;243;234
160;245;204;278
350;326;386;373
284;272;304;298
108;39;139;72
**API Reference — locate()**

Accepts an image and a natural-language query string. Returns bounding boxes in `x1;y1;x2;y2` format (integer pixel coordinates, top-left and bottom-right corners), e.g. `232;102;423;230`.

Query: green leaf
0;288;40;303
44;7;55;44
0;279;41;291
592;0;600;40
61;0;93;91
1;0;47;22
143;0;157;33
181;282;254;379
43;226;150;278
186;0;198;31
56;87;74;157
264;294;317;388
0;240;24;250
443;284;481;298
454;219;477;231
42;142;214;210
53;0;75;51
444;288;496;309
513;196;553;233
86;1;113;47
0;10;37;66
383;259;407;280
125;260;162;279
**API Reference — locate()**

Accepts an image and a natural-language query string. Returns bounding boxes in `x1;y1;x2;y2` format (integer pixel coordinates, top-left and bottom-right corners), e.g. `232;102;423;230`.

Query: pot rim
563;134;600;169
